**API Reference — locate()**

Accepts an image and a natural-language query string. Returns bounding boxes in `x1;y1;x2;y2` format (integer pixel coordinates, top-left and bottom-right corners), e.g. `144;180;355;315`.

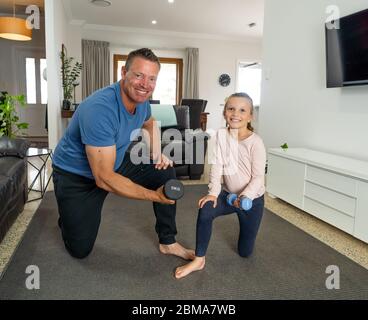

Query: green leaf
280;143;289;149
17;123;29;129
60;47;82;101
0;92;28;137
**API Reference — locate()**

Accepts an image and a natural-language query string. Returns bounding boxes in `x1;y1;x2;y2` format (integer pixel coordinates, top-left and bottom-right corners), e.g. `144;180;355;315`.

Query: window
26;58;36;104
237;62;262;107
113;54;183;104
25;57;47;105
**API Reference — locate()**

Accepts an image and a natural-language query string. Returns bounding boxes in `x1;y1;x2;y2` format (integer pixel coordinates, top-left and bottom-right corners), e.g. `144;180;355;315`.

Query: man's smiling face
121;57;160;105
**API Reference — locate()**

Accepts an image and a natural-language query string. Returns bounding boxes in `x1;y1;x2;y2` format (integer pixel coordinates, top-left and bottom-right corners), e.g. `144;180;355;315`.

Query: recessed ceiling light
90;0;111;7
152;20;157;25
168;0;175;3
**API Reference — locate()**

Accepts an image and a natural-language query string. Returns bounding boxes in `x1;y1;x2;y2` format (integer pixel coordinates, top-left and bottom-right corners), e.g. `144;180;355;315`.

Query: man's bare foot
159;242;195;260
175;257;205;279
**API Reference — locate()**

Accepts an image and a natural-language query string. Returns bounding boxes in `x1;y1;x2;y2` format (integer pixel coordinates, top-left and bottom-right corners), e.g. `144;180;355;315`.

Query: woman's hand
198;195;217;208
233;198;241;208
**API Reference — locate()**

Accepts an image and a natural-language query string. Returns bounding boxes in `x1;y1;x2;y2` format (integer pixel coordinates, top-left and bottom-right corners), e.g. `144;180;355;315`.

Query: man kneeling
52;48;194;261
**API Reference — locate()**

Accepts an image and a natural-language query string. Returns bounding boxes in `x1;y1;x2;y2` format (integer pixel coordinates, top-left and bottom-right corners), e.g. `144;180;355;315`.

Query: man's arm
85;145;174;204
142;116;161;160
142;117;173;169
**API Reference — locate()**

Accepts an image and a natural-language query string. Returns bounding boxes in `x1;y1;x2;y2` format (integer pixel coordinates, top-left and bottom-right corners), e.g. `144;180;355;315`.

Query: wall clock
219;73;231;87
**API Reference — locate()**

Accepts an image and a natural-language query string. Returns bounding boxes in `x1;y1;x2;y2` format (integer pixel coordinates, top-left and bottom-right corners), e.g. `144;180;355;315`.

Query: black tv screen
325;8;368;87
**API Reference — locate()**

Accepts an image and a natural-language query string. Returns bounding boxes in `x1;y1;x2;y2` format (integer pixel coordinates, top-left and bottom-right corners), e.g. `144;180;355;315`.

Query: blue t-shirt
52;81;151;179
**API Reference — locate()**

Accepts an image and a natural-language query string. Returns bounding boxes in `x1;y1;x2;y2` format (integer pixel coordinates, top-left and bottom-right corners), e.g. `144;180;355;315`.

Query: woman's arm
208;132;224;197
239;139;266;200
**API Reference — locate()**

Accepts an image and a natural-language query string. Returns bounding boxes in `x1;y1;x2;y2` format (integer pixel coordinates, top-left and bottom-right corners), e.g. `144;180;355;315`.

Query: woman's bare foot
159;242;195;260
175;257;205;279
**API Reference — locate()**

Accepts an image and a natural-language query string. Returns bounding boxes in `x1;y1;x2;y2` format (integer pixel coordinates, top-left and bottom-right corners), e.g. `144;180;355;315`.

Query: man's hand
198;195;217;208
156;185;175;205
154;153;173;170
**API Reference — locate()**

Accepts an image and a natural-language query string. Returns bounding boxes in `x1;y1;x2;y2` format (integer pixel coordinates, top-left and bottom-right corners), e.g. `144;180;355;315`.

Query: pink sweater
208;128;266;200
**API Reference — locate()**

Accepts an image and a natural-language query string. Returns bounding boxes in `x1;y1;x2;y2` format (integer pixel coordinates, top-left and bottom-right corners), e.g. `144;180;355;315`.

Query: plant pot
62;100;71;110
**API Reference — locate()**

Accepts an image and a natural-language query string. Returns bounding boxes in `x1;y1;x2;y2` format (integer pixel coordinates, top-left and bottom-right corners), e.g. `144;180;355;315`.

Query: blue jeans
196;190;264;257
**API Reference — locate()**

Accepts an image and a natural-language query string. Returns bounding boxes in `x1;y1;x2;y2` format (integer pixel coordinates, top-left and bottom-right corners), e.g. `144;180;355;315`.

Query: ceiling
66;0;264;40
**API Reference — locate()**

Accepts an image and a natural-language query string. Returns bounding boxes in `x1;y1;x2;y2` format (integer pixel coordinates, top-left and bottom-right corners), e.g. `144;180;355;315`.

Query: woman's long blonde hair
223;92;254;132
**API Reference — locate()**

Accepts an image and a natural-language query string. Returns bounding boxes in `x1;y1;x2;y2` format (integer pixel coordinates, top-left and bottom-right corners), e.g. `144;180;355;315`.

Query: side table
26;147;53;202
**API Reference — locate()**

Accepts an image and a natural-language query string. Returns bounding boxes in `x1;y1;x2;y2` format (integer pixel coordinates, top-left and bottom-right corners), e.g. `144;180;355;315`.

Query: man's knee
64;239;94;259
154;166;177;186
162;166;176;180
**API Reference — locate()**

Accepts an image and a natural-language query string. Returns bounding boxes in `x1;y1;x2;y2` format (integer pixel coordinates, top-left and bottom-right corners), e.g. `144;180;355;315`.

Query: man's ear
121;66;127;80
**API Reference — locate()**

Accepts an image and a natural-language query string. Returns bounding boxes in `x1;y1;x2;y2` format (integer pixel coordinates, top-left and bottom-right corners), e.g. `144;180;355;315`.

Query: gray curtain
82;40;110;99
184;48;199;99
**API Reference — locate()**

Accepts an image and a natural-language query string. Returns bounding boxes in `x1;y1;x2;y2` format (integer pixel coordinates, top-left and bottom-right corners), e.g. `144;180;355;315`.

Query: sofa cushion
161;140;188;164
0;157;27;199
0;175;12;219
0;137;30;158
0;138;29;242
150;104;178;129
0;156;26;176
173;105;190;130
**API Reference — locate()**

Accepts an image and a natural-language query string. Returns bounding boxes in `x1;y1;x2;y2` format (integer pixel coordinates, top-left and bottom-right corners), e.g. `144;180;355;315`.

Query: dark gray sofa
0;137;30;242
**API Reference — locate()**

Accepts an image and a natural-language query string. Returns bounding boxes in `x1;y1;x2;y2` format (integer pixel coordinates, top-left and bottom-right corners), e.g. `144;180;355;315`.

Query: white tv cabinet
267;148;368;243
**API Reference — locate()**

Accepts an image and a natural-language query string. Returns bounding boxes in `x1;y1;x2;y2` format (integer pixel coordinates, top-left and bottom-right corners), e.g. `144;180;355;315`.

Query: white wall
81;27;262;131
45;0;81;149
67;23;82;104
259;0;368;161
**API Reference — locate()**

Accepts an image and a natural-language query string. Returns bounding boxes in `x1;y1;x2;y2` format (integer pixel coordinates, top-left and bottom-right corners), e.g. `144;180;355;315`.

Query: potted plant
280;142;289;150
60;45;82;110
0;92;29;138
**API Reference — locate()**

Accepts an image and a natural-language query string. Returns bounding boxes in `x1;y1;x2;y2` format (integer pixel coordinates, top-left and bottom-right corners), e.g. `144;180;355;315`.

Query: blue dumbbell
227;193;253;211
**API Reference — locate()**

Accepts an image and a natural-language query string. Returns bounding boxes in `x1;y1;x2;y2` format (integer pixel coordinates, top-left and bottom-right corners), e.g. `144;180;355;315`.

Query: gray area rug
0;185;367;300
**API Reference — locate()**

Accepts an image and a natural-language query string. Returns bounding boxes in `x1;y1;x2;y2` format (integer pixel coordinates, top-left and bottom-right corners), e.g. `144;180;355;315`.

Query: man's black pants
52;153;177;259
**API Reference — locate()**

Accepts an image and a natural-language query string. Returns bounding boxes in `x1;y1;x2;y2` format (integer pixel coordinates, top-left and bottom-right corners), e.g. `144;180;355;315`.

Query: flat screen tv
325;8;368;87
